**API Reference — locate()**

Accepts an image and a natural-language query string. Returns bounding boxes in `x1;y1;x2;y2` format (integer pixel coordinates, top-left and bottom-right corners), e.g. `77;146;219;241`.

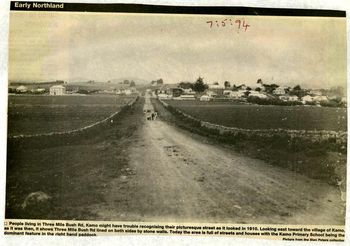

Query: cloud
9;12;346;89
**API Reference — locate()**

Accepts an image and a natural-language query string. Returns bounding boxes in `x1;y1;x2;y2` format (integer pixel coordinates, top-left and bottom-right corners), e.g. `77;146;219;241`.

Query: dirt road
91;95;345;225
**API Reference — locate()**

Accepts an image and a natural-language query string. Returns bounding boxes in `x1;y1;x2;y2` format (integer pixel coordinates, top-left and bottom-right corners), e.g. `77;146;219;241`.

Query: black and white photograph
4;1;347;234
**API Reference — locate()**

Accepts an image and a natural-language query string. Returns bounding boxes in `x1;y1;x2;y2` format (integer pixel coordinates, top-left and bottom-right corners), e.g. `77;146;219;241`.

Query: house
124;89;132;95
313;95;328;102
182;88;195;95
50;85;66;95
279;95;299;102
170;88;183;97
228;91;245;99
200;95;212;101
208;88;224;97
273;87;286;95
301;95;313;104
157;84;182;97
16;85;28;93
116;87;137;95
206;90;218;98
116;89;124;95
249;91;268;99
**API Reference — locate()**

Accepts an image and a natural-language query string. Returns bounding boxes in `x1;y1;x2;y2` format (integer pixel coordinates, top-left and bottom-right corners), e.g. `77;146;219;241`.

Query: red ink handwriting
206;18;250;33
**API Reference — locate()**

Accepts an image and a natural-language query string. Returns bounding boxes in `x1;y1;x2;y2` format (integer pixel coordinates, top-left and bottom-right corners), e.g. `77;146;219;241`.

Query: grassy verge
6;97;144;220
152;98;346;187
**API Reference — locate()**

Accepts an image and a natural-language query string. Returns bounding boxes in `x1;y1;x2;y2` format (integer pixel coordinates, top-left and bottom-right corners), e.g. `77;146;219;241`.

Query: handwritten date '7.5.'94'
206;18;250;33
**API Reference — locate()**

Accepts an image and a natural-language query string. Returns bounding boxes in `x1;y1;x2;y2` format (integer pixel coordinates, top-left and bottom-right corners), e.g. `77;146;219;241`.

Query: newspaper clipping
4;1;347;242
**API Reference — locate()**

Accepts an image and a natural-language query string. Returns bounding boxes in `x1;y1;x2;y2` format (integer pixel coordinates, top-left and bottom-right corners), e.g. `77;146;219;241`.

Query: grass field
166;100;347;131
6;98;143;220
8;95;136;136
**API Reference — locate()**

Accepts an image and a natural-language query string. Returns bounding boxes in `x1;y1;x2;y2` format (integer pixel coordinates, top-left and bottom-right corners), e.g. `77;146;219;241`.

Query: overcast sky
9;12;346;88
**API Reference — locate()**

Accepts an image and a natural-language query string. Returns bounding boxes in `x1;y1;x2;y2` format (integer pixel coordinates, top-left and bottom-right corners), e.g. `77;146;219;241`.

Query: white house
200;95;212;101
301;95;328;104
279;95;298;102
228;91;245;99
182;88;195;95
206;90;218;97
273;87;286;95
124;89;132;95
249;91;268;99
313;95;328;102
50;85;66;95
301;95;313;104
16;86;28;93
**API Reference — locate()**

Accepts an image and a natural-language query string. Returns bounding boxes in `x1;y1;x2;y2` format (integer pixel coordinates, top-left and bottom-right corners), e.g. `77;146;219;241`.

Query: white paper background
0;0;349;245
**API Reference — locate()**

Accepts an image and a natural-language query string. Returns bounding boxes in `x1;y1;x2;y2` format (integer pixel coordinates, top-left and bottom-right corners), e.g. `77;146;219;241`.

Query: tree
130;80;136;87
290;84;306;98
263;83;279;94
123;80;130;84
193;77;208;93
224;81;231;89
257;78;263;84
293;85;301;91
244;91;251;97
179;82;193;89
255;87;261;92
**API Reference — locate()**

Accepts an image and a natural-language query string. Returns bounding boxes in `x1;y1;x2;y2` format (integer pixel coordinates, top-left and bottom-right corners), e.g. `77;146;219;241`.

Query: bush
320;99;345;108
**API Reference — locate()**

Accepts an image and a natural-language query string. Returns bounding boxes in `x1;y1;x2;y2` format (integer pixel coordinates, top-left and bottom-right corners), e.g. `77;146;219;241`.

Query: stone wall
9;96;138;140
159;99;347;146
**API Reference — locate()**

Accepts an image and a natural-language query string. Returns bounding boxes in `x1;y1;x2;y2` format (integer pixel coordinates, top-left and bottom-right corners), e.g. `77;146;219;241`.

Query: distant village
8;77;346;108
152;77;346;107
8;80;138;96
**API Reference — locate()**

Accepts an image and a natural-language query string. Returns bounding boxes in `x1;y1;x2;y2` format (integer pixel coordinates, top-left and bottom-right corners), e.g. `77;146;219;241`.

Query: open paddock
166;100;347;132
8;95;136;136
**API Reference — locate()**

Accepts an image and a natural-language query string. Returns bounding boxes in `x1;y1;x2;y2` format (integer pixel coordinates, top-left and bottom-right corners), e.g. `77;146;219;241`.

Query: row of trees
122;80;136;87
151;79;164;86
178;77;306;96
179;77;209;92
